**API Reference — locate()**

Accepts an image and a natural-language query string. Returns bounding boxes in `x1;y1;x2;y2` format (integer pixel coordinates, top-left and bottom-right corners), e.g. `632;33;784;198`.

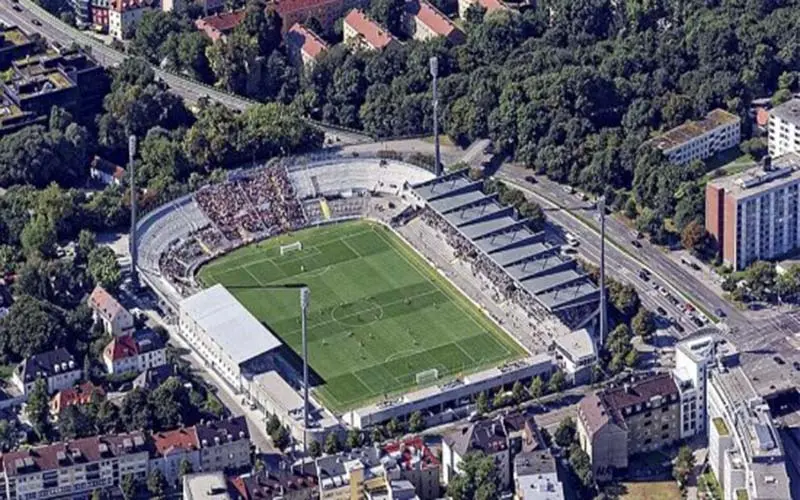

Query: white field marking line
328;298;385;326
371;227;513;360
297;265;332;279
351;368;378;395
243;267;265;286
340;235;362;258
384;348;423;363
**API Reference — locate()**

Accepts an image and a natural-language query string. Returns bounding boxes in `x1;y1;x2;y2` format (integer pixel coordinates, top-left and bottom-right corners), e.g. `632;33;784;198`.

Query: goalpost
280;241;303;256
415;368;439;386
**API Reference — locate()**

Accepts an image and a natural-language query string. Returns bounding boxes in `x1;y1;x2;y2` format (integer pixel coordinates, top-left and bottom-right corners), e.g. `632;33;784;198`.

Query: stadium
135;156;600;441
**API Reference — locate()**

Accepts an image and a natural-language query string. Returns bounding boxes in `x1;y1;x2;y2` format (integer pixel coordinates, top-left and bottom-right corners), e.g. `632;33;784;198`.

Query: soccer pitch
197;220;525;412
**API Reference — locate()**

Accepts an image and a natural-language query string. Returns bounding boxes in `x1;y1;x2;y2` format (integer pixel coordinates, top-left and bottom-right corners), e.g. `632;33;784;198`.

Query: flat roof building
552;328;597;385
768;98;800;157
706;153;800;270
183;472;231;500
179;284;283;391
652;109;741;165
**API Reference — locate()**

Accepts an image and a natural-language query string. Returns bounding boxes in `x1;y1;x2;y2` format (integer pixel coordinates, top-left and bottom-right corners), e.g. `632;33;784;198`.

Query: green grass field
197;220;524;412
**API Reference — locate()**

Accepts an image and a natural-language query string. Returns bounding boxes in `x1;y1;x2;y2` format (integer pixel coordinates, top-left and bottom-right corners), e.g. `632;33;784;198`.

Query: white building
151;427;201;486
102;330;167;375
195;417;251;473
652;109;741;165
183;472;231;500
768;99;800;157
178;285;283;392
442;419;511;490
12;349;82;396
706;366;790;500
514;451;564;500
88;285;134;337
552;328;597;385
109;0;157;40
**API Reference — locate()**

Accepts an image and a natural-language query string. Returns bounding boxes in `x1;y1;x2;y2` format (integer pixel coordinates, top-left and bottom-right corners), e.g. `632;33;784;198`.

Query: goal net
415;368;439;386
280;241;303;256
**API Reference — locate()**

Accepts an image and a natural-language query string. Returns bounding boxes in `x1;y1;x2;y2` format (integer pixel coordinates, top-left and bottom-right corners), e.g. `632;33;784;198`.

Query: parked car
774;356;786;365
525;176;537;184
656;307;667;316
632;240;642;248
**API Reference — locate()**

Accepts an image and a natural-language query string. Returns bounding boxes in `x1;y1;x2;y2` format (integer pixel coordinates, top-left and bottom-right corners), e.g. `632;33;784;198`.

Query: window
662;423;669;430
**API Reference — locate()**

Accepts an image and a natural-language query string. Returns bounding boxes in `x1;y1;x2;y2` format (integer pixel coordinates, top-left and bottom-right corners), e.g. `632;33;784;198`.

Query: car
631;240;642;248
658;287;669;297
656;306;667;316
562;185;574;194
562;247;577;255
11;4;21;11
31;19;41;26
673;323;686;334
668;295;680;305
524;175;537;184
794;361;800;371
692;317;704;327
774;356;786;365
638;269;650;281
715;308;726;318
690;262;701;271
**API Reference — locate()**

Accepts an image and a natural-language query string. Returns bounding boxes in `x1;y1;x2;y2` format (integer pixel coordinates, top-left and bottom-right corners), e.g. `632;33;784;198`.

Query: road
2;0;371;145
497;164;747;327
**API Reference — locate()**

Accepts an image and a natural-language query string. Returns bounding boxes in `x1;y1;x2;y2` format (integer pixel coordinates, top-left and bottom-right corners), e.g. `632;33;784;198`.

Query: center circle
332;299;384;327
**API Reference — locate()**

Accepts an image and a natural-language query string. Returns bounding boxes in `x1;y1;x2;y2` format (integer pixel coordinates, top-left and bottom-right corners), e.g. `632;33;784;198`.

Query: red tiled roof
90;156;126;180
153;427;199;457
104;335;138;362
406;0;460;38
478;0;507;11
195;10;246;41
110;0;155;13
344;9;394;50
88;285;126;322
51;383;105;413
271;0;343;17
288;23;329;59
383;436;439;470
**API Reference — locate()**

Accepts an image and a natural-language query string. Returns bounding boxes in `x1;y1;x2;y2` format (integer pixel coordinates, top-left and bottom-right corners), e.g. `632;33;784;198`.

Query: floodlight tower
598;196;607;347
300;286;310;454
429;56;442;177
128;135;138;290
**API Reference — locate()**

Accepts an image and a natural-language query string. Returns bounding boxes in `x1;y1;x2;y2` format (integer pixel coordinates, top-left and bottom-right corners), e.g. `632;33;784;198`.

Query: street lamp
429;56;441;177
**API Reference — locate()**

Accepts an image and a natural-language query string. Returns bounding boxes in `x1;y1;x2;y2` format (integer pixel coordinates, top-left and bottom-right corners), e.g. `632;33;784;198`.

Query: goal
415;368;439;386
280;241;303;256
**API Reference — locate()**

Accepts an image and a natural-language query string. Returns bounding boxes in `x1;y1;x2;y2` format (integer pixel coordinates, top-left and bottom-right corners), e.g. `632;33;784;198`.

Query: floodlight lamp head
128;135;137;152
429;56;438;77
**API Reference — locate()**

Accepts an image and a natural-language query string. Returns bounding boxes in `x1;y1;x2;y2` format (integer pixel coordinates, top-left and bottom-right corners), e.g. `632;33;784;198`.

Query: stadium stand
288;159;434;198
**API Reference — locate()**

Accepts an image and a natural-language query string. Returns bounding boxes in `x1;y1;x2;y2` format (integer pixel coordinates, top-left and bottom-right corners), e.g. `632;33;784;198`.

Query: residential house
195;417;252;473
50;382;105;419
457;0;507;21
89;156;126;187
342;9;396;52
383;437;441;499
133;364;174;391
403;0;464;44
443;418;512;489
270;0;367;34
234;469;318;500
109;0;158;40
286;23;329;68
91;0;111;31
0;432;150;500
576;373;681;481
195;10;246;42
88;285;134;337
103;329;167;375
12;349;82;396
151;427;201;485
514;450;564;500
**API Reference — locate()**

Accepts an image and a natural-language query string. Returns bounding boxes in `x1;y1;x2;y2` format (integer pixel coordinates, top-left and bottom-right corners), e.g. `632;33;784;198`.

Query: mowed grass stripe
197;220;524;412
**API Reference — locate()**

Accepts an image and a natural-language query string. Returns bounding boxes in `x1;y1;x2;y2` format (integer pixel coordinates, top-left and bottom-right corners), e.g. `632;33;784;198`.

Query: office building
576;373;681;481
0;432;149;500
706;153;800;270
768;98;800;157
651;109;741;165
88;285;134;337
12;349;82;396
707;366;790;500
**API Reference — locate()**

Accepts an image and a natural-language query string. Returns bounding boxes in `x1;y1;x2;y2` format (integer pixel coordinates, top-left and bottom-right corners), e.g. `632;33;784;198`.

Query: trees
673;445;695;489
446;452;499;500
87;246;121;291
408;411;424;432
369;0;405;35
631;308;656;340
512;381;525;404
179;458;194;477
21;215;57;260
568;442;593;490
147;468;168;499
744;261;777;301
529;376;543;400
681;220;708;254
59;405;96;440
120;473;137;500
554;417;576;448
548;370;566;394
309;440;322;458
25;379;50;440
272;425;291;451
0;295;64;360
476;391;489;415
324;433;340;455
345;428;361;450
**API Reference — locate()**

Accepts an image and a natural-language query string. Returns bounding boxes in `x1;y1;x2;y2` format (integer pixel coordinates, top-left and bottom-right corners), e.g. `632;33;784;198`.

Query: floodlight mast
599;196;607;347
128;135;138;290
300;286;310;455
430;56;441;177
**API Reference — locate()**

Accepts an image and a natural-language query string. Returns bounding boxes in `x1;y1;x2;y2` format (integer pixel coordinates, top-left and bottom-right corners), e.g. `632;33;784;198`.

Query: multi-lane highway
1;0;371;144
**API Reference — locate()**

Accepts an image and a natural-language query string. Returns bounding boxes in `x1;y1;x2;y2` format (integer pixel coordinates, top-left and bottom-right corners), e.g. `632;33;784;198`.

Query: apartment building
90;0;111;32
109;0;158;40
0;26;37;70
195;417;252;474
403;0;464;44
102;329;167;375
271;0;367;34
577;373;681;481
707;366;790;500
514;450;564;500
705;152;800;270
552;328;597;385
286;23;329;68
0;432;149;500
231;468;317;500
88;285;134;337
768;98;800;157
652;109;741;165
183;472;231;500
151;427;201;485
13;349;82;396
342;9;396;52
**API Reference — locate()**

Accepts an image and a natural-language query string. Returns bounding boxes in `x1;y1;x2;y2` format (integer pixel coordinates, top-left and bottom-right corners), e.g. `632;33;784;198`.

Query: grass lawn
701;146;755;183
699;468;724;499
621;481;681;500
197;220;524;412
